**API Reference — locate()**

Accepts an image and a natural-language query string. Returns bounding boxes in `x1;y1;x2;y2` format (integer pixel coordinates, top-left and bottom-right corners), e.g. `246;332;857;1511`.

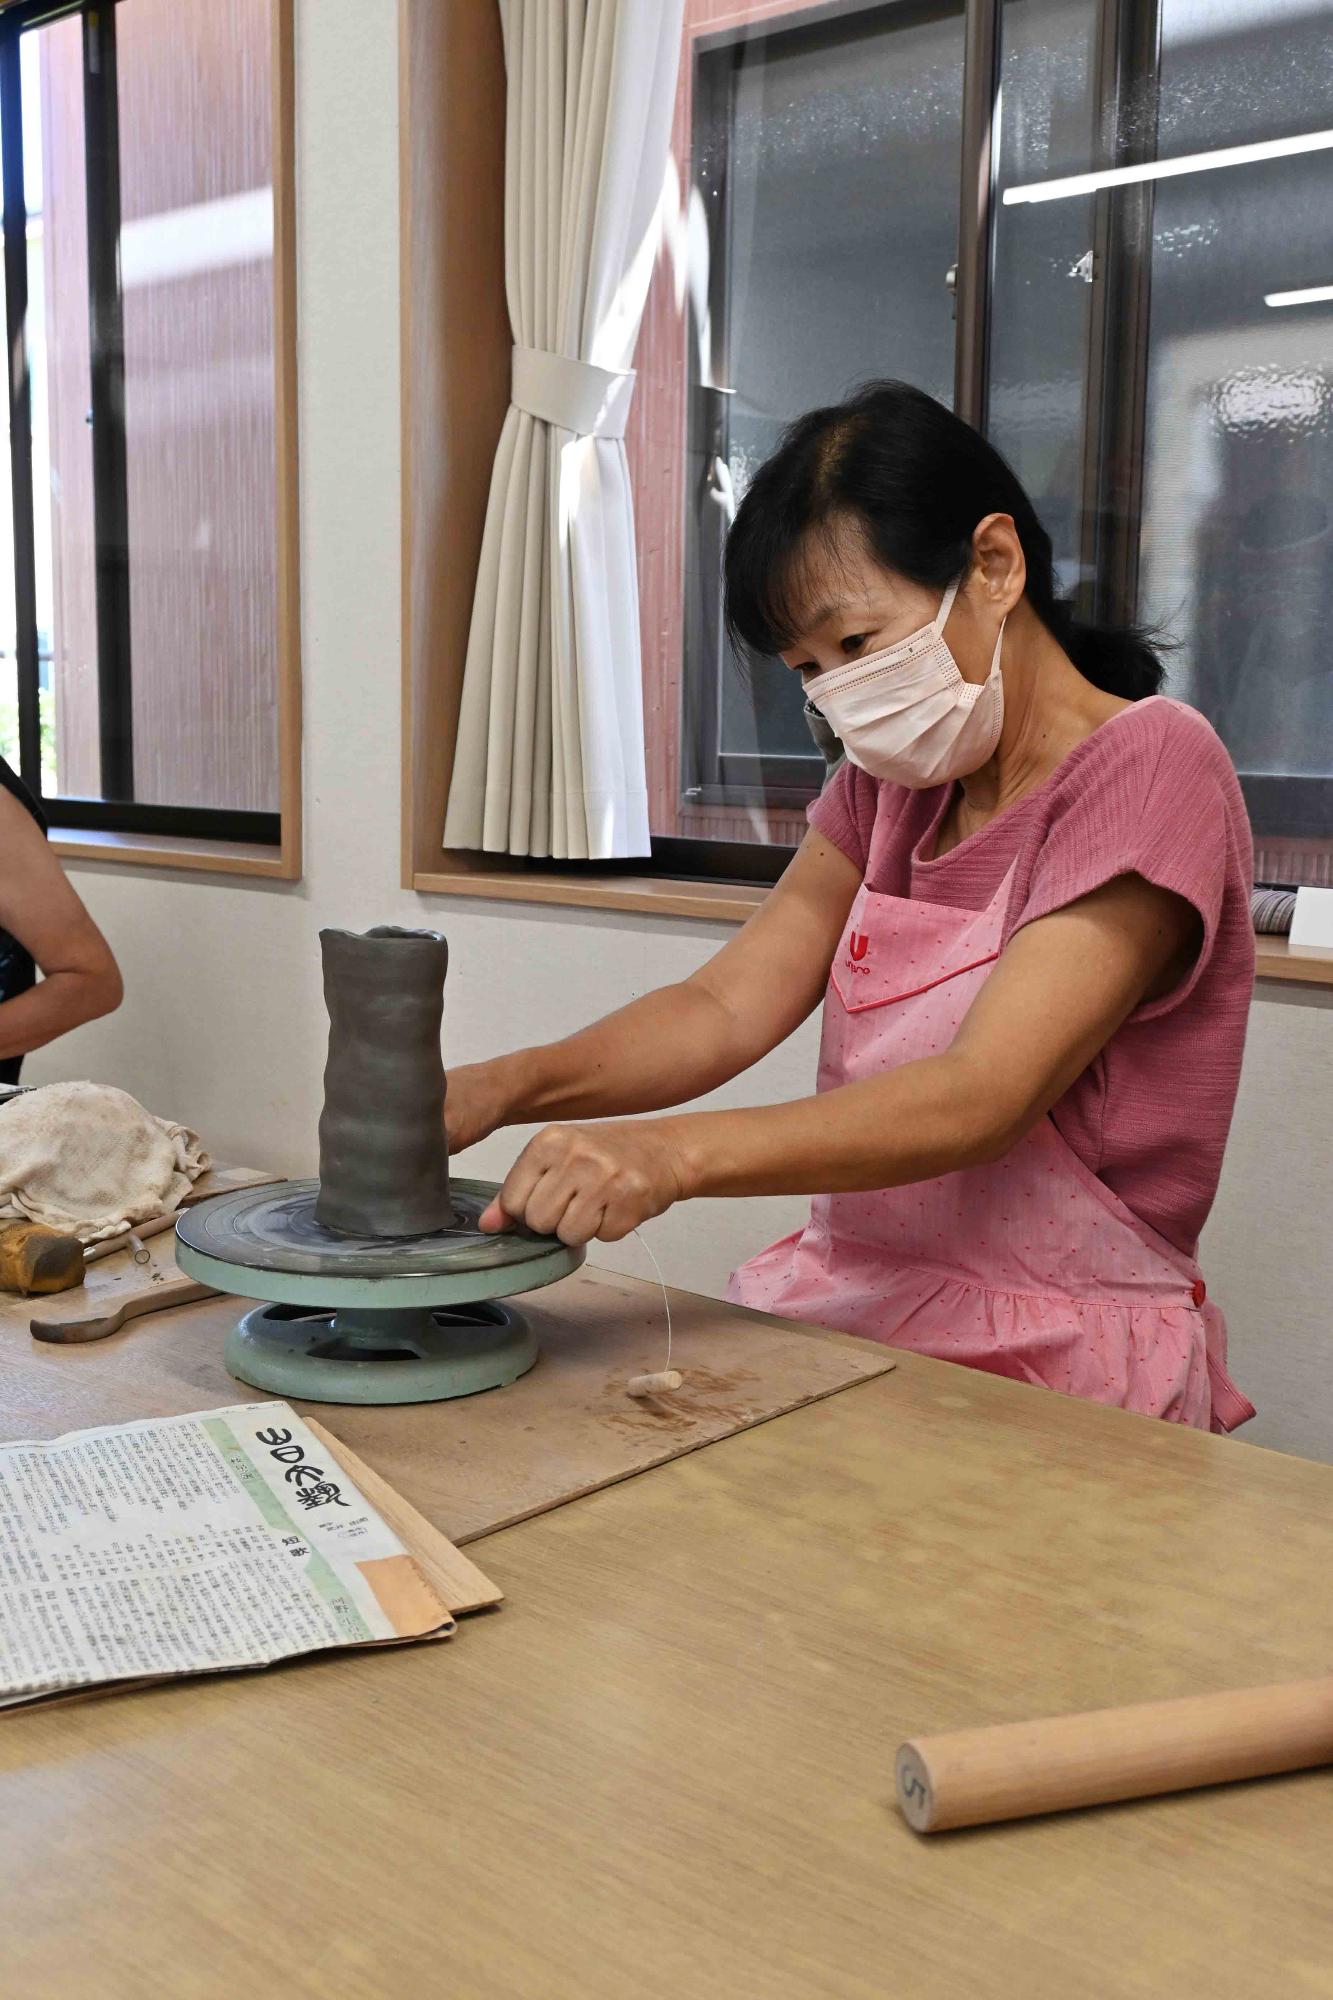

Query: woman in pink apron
450;382;1256;1433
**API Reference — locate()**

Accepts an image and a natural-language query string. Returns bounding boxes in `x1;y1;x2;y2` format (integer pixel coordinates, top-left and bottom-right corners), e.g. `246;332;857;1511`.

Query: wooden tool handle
82;1214;178;1266
31;1276;219;1345
896;1675;1333;1833
81;1177;288;1268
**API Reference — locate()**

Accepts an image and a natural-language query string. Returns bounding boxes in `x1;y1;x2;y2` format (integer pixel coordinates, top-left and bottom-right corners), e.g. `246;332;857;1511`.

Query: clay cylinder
896;1674;1333;1834
315;926;453;1238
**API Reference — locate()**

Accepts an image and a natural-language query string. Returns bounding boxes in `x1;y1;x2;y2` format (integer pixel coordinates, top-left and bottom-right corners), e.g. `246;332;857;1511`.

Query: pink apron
730;868;1254;1432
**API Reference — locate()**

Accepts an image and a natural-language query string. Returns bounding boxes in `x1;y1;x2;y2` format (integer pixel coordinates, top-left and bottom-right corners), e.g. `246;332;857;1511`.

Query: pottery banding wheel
176;1179;584;1406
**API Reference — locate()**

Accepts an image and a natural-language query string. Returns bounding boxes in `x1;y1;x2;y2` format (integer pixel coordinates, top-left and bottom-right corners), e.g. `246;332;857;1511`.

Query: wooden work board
0;1225;895;1546
5;1348;1333;1995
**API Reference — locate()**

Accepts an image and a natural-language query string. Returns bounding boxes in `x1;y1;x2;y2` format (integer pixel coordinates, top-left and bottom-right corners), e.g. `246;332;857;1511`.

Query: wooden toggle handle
626;1369;683;1398
896;1674;1333;1833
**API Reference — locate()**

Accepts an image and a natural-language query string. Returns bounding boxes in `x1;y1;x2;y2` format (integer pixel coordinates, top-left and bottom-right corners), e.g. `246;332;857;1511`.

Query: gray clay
315;926;454;1237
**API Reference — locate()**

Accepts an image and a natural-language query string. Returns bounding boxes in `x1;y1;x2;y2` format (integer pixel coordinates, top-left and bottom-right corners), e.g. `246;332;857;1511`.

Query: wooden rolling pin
896;1675;1333;1833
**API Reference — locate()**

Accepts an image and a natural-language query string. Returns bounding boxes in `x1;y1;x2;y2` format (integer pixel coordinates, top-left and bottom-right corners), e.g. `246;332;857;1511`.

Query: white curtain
443;0;686;860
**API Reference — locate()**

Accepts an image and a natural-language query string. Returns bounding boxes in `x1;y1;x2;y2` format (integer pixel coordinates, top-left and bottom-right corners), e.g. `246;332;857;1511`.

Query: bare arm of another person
0;791;123;1061
446;829;861;1149
483;873;1201;1242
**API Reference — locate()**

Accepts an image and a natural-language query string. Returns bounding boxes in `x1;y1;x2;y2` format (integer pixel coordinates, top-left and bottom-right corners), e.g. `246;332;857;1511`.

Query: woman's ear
971;513;1026;615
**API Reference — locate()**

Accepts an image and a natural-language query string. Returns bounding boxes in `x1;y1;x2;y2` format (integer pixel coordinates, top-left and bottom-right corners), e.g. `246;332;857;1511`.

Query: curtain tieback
511;346;635;440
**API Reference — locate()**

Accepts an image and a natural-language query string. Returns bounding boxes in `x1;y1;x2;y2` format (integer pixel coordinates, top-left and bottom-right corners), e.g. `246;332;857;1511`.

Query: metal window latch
946;264;958;321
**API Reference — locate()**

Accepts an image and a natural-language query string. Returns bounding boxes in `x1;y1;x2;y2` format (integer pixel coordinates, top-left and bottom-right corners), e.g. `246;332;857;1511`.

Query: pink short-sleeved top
807;696;1255;1255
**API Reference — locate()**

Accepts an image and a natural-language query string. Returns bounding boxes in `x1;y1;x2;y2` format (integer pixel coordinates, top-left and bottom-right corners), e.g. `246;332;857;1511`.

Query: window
634;0;968;877
0;0;295;853
628;0;1333;888
683;0;964;841
991;0;1333;890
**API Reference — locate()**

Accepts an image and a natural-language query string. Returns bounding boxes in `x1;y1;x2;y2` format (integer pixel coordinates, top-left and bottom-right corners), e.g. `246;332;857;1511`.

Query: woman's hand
444;1060;518;1155
478;1119;690;1245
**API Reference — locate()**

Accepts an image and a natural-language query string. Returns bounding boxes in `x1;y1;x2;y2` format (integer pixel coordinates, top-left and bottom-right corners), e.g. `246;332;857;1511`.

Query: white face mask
807;577;1005;789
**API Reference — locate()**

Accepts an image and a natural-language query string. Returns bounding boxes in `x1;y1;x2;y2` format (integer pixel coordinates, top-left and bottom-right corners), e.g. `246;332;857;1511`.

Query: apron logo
843;930;872;977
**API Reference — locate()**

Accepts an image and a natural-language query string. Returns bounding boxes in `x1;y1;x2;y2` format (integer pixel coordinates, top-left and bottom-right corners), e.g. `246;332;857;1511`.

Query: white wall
1200;984;1333;1462
33;0;1333;1460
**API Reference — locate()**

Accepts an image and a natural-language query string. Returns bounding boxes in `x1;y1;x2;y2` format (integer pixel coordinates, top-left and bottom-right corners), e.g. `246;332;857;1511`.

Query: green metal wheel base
224;1299;539;1406
176;1176;583;1407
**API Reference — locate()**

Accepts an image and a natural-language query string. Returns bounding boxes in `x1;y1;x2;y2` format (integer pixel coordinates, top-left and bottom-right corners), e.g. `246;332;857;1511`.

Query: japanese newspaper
0;1402;457;1708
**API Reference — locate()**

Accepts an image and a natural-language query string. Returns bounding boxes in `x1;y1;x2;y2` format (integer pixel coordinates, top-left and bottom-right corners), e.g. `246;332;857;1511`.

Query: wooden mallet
896;1674;1333;1833
0;1219;85;1296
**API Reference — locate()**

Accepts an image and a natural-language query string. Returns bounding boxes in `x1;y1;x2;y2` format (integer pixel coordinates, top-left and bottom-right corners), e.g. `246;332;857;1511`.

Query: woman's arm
447;829;860;1148
0;792;123;1061
482;872;1200;1242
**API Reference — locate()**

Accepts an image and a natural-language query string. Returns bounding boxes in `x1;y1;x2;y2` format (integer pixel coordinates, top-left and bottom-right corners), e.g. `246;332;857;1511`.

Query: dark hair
723;380;1165;701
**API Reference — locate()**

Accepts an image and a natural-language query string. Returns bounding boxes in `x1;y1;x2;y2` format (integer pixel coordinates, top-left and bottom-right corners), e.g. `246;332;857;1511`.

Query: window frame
0;0;302;876
406;0;993;908
402;0;1330;978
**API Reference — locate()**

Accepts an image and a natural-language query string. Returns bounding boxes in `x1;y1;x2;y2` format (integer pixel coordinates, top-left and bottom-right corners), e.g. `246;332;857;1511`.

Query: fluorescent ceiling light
1002;127;1333;206
1265;283;1333;307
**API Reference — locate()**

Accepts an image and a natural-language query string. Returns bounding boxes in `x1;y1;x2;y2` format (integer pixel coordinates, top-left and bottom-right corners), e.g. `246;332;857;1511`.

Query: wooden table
3;1298;1332;1999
